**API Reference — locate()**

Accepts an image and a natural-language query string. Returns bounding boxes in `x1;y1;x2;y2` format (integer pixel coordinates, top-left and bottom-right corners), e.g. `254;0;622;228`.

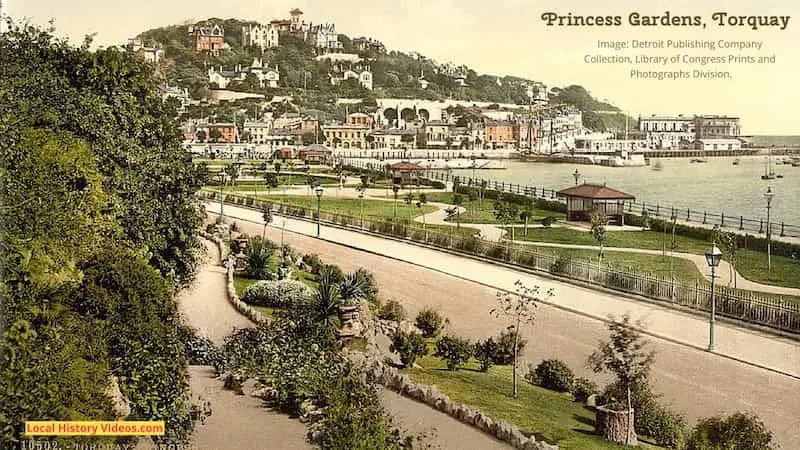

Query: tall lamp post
572;168;580;185
216;172;227;222
358;188;365;230
705;244;723;351
764;186;774;271
314;185;324;238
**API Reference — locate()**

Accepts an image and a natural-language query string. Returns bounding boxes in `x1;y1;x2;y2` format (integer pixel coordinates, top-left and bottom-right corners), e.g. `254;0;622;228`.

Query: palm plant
245;238;275;280
314;266;344;325
339;271;368;305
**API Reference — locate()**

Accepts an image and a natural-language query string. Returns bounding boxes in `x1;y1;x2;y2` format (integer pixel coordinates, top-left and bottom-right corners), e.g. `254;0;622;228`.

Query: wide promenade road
209;201;800;449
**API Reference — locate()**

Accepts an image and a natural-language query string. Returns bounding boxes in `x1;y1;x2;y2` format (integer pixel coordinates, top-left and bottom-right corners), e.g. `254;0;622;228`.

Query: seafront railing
341;159;799;239
201;190;800;336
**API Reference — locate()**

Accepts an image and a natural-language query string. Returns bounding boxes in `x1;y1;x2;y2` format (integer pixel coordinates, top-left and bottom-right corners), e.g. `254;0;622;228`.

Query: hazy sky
5;0;798;134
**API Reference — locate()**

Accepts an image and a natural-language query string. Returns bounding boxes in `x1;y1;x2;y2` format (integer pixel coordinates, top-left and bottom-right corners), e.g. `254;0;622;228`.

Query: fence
200;190;800;336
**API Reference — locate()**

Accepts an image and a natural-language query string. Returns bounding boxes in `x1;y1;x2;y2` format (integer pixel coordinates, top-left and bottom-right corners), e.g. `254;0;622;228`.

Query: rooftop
557;183;635;200
390;162;423;170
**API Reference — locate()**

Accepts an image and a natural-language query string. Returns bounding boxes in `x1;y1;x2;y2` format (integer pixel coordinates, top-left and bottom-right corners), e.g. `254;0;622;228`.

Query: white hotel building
638;115;696;149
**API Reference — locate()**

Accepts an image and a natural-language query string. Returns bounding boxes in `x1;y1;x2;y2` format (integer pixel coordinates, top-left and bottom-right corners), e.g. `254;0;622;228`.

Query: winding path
176;240;312;450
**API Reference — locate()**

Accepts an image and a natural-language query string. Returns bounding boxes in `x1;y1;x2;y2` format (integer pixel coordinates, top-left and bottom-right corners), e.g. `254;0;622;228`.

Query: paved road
210;202;800;449
176;240;312;450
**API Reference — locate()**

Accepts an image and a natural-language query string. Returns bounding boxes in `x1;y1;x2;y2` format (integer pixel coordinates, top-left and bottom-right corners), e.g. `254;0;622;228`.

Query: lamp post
573;168;580;185
314;185;324;238
216;172;227;222
392;184;400;222
764;186;774;271
704;244;723;351
358;188;365;230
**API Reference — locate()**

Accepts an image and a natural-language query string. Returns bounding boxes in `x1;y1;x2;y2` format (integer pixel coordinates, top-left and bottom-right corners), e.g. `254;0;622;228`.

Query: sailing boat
761;150;776;180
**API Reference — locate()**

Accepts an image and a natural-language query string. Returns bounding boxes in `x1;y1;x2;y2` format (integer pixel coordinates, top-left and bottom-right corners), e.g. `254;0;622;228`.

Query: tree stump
595;405;637;445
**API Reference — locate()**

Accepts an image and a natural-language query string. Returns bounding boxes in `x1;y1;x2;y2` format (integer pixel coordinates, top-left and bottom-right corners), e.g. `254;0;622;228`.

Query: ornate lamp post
764;186;774;271
573;168;581;185
704;244;723;351
358;188;365;230
314;185;324;238
216;172;227;222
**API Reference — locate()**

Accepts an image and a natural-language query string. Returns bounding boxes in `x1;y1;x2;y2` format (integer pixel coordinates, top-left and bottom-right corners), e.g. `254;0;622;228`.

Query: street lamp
314;185;324;238
704;244;723;352
216;172;227;221
358;188;365;230
572;168;581;185
764;186;775;271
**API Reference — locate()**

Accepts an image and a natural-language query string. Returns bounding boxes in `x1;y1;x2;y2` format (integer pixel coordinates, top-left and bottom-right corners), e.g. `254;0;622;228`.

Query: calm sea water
451;156;799;225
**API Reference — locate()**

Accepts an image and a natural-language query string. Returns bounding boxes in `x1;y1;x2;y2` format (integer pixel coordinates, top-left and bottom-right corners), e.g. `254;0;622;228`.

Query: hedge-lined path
174;239;312;450
207;203;800;449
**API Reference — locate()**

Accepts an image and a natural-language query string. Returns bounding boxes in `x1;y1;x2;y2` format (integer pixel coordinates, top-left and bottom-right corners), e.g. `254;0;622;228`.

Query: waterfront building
692;138;742;152
241;23;279;49
574;134;648;153
195;121;238;143
370;129;416;149
693;115;741;139
347;112;373;127
323;123;370;149
387;162;423;185
424;121;455;148
557;183;636;224
484;121;519;149
242;121;272;144
189;24;225;55
639;114;741;149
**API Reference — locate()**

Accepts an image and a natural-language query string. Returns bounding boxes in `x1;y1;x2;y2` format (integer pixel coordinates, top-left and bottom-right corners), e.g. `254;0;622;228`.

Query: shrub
571;377;598;403
302;253;324;274
528;359;575;392
389;331;428;368
541;216;557;227
491;329;527;365
473;337;499;372
550;255;570;274
184;334;219;366
378;300;406;322
354;268;379;302
415;308;445;338
322;264;345;284
434;336;473;371
687;412;775;450
242;279;314;308
244;239;276;280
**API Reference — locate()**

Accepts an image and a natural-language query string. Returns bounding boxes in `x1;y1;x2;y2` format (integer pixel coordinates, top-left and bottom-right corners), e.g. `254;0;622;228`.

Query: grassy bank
424;192;566;224
256;194;438;222
508;227;800;289
404;354;659;450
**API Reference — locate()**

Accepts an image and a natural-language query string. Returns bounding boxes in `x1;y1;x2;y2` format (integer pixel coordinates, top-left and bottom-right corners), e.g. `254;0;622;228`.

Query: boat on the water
652;161;663;171
762;150;778;180
690;158;707;163
732;159;740;165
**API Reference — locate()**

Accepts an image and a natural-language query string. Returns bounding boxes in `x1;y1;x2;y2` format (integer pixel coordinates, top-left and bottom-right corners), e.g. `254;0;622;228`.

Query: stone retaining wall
200;231;267;324
367;360;558;450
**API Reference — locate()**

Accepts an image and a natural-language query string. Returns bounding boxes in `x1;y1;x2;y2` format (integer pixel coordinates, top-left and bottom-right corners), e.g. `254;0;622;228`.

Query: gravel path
220;213;800;450
176;239;312;450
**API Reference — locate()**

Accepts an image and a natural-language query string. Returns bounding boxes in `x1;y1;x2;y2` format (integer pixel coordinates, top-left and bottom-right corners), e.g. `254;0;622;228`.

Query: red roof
557;183;635;200
390;162;422;170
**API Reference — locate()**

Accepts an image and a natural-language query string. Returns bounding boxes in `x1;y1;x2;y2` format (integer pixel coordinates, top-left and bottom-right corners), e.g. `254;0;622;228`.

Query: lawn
404;354;660;450
257;195;438;222
423;192;566;224
508;227;800;289
421;223;482;238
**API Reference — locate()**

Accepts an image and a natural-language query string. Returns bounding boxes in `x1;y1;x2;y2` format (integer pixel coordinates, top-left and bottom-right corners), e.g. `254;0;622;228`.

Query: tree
490;280;553;398
264;172;279;196
715;230;739;289
403;192;414;221
474;337;499;372
390;331;428;368
416;193;428;236
520;199;534;238
262;205;273;240
434;336;473;371
196;130;207;142
590;208;608;265
452;193;464;229
493;198;519;257
588;314;656;447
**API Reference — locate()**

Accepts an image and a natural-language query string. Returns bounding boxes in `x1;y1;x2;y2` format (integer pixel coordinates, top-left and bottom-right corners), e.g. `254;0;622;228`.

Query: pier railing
202;190;800;336
342;160;800;239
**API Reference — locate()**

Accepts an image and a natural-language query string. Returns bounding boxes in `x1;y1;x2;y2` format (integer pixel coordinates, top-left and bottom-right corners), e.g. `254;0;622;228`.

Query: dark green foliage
527;359;575;392
353;268;379;302
378;300;407;322
434;335;473;371
491;329;527;365
302;253;324;274
541;216;557;227
571;377;598;403
179;325;219;366
244;237;276;280
687;412;775;450
473;337;499;372
390;331;429;368
415;308;445;338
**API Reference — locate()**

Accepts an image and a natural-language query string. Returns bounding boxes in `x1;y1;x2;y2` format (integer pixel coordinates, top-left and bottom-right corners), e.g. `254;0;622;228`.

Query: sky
4;0;798;135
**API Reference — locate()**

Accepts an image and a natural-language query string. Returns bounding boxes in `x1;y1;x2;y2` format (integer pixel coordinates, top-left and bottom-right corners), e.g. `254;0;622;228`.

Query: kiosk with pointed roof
557;183;635;224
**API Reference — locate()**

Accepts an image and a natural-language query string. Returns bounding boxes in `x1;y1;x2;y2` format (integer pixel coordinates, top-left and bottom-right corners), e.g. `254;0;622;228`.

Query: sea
451;155;799;226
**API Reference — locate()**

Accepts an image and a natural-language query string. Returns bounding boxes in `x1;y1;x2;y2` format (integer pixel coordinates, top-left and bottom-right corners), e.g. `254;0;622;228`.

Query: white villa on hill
207;58;280;89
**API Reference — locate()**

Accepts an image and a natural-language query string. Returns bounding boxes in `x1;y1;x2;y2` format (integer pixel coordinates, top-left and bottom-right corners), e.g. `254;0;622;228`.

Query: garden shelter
556;183;635;224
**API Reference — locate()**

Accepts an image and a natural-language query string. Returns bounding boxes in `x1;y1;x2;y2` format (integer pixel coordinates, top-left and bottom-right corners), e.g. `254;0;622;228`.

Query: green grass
233;275;259;298
423;192;566;224
508;227;800;289
422;223;482;238
404;353;659;450
258;195;437;222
